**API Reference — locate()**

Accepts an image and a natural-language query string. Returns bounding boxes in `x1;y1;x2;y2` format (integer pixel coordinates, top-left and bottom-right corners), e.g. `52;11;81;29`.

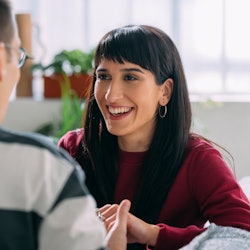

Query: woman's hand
126;213;160;247
98;201;160;247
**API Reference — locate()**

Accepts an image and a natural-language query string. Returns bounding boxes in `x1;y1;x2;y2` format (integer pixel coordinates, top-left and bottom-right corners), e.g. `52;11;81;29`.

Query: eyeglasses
3;43;33;68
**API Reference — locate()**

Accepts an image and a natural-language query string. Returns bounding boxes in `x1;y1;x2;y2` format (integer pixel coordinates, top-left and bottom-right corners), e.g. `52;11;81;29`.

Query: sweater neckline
118;148;147;166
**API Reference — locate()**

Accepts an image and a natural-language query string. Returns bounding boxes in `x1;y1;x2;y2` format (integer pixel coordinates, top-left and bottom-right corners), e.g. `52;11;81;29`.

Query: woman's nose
105;81;123;102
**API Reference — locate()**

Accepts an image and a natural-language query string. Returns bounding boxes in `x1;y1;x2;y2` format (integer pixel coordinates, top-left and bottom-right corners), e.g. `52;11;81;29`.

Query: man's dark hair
0;0;14;44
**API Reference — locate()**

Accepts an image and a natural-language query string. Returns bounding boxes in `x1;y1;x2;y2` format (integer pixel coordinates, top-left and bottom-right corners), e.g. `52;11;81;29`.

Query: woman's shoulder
60;128;84;139
184;134;228;172
184;134;233;177
187;134;214;150
58;128;84;157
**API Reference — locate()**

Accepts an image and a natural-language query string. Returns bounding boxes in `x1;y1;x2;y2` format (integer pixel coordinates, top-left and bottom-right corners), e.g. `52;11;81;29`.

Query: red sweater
58;129;250;250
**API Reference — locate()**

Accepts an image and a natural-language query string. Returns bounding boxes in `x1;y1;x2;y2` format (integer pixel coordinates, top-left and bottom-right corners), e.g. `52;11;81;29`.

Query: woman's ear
159;78;174;106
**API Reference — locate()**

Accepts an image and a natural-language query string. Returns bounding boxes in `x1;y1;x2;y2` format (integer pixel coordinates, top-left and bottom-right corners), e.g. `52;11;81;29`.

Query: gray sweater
180;223;250;250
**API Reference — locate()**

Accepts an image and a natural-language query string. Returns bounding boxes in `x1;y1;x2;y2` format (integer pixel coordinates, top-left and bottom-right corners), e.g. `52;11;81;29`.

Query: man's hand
105;199;131;250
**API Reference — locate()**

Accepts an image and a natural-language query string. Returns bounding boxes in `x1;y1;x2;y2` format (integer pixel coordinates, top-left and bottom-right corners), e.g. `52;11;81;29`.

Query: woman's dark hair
76;24;192;225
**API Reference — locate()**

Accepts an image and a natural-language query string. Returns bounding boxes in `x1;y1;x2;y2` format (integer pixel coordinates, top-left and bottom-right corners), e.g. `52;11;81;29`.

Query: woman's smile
107;105;133;118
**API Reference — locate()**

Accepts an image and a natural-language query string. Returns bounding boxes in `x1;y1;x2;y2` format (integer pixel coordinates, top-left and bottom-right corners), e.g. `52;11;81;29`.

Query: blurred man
0;0;129;249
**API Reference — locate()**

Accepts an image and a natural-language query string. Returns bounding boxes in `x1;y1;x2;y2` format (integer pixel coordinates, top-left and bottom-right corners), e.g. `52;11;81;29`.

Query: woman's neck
118;135;151;152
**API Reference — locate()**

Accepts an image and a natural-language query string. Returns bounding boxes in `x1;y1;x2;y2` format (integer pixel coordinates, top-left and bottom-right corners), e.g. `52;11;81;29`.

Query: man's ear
159;78;174;106
0;43;7;82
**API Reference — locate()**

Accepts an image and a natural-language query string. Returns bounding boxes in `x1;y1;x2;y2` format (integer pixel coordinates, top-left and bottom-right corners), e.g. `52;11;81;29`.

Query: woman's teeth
109;107;131;115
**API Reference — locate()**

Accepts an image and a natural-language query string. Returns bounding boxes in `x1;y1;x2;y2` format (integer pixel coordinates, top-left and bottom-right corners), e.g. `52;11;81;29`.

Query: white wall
4;99;62;132
3;98;250;180
191;101;250;180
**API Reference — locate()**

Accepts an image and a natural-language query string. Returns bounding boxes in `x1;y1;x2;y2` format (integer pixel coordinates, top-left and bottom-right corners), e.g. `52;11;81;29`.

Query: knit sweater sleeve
148;224;206;250
148;141;250;250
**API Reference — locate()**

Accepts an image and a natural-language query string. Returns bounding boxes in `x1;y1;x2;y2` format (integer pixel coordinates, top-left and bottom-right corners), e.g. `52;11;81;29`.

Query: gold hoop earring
159;105;167;118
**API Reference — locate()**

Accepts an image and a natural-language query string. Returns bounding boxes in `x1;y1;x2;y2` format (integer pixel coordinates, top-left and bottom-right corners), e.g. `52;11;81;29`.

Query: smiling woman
94;60;173;151
58;24;250;250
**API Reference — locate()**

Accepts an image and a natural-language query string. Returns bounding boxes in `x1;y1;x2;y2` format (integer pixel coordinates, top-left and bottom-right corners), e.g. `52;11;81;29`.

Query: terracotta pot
15;13;33;97
43;73;92;98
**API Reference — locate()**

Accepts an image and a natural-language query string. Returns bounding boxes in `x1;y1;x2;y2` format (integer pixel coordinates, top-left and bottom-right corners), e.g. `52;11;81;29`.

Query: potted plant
35;75;85;143
32;49;94;98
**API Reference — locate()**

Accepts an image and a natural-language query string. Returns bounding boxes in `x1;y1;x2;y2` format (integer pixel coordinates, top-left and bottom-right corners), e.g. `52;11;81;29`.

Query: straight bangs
94;25;174;85
95;26;152;73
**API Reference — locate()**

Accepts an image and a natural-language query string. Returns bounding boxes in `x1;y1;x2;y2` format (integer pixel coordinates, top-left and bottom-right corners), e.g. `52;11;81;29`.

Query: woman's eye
124;75;137;81
97;74;110;80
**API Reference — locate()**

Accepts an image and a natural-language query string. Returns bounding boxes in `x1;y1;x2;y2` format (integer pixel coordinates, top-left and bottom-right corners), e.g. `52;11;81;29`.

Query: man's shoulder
0;127;76;165
0;127;88;204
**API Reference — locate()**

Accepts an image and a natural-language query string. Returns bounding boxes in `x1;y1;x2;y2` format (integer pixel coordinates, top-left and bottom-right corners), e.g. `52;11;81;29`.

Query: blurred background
10;0;250;97
4;0;250;179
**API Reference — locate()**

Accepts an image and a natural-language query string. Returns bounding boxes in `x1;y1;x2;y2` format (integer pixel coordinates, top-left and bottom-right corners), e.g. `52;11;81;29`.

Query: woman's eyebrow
121;68;144;74
96;68;107;73
96;67;145;74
